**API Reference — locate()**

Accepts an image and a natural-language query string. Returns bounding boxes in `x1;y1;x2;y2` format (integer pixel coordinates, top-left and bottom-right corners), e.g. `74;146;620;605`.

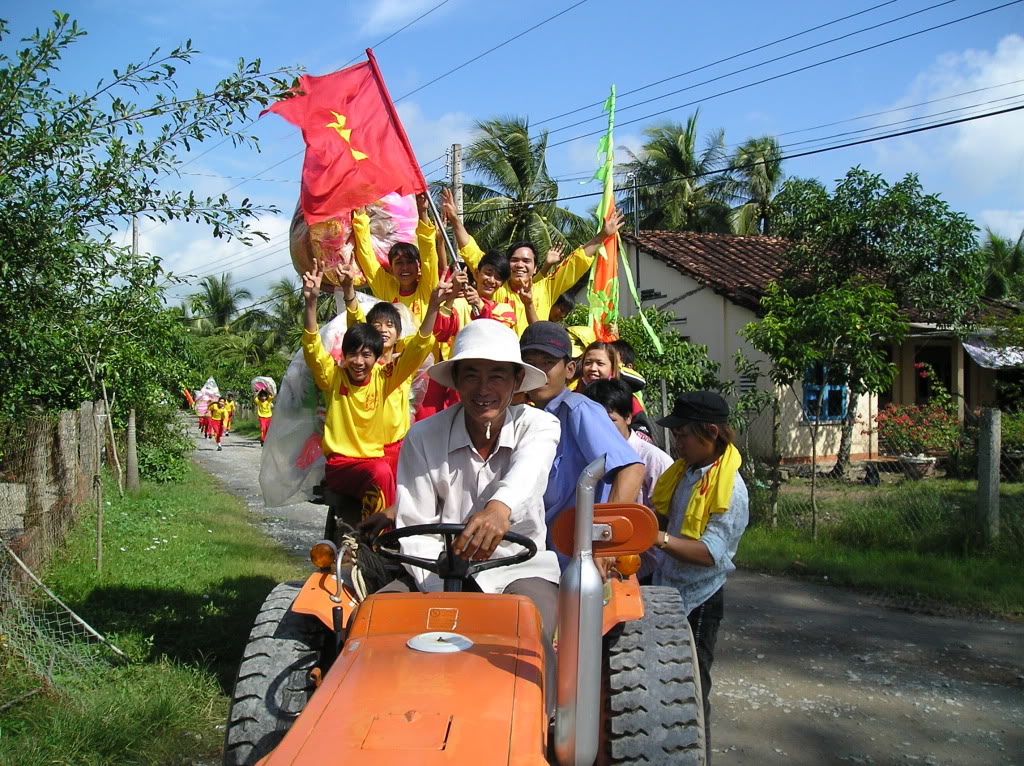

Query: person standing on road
224;394;236;435
254;391;274;446
651;391;749;760
208;397;227;451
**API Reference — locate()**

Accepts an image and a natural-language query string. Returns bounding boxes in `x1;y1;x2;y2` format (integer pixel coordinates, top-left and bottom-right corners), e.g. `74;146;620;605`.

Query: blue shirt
653;462;749;612
542;388;642;525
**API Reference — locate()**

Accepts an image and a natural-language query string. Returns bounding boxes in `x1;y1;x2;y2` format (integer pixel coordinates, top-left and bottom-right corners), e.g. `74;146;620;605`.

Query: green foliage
873;362;961;456
977;226;1024;300
729;135;784;235
454;116;591;252
772;167;983;332
137;407;194;482
1001;410;1024;451
741;280;907;396
0;12;296;421
618;110;735;233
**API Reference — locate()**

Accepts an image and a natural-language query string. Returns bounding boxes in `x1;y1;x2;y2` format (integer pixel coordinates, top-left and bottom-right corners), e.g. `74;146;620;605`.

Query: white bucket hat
428;319;548;393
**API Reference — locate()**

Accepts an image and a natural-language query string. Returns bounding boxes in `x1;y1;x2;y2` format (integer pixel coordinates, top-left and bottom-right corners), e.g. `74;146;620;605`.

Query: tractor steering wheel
374;523;537;592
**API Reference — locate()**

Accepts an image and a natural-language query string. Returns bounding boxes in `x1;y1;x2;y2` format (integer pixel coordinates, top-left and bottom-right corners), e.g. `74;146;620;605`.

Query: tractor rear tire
223;582;327;766
604;585;706;765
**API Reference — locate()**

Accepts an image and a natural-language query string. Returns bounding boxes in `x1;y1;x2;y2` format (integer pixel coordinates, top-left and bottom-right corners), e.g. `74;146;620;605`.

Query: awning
962;336;1024;369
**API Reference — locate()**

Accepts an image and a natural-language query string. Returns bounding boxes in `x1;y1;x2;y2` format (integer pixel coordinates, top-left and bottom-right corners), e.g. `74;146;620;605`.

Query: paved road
193;428;1024;766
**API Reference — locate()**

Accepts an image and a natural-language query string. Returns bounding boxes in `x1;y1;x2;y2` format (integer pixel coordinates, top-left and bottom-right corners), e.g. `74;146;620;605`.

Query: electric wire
462;104;1024;216
544;0;1022;147
533;0;908;128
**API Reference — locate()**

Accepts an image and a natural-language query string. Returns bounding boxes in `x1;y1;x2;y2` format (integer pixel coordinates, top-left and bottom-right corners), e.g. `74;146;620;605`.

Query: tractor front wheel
603;585;706;765
223;582;327;766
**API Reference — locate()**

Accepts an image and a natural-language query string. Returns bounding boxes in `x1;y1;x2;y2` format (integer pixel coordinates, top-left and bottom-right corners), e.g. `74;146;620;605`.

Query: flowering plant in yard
872;363;962;456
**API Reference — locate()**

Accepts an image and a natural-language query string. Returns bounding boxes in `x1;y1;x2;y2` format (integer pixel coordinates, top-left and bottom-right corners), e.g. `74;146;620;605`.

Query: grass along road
0;466;304;766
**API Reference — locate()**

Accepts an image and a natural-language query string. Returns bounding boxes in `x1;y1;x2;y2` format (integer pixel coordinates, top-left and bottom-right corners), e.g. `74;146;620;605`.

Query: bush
136;403;194;483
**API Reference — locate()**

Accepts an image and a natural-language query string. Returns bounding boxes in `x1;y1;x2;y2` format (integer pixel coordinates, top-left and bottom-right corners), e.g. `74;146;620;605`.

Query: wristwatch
657;531;670;549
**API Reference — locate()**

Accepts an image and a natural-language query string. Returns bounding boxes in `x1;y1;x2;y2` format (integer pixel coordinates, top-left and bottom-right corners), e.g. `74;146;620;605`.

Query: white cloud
360;0;448;36
873;34;1024;196
978;209;1024;239
395;101;474;178
129;214;295;306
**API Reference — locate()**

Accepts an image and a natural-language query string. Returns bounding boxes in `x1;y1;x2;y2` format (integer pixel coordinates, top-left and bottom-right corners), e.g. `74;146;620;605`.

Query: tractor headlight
310;540;338;569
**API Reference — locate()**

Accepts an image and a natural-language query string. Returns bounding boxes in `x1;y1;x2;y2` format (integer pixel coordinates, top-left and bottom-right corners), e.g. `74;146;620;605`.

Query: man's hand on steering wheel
453;500;512;561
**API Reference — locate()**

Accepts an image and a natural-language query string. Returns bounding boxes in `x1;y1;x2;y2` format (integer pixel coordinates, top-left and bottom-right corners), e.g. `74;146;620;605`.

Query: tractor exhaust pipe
555;455;606;766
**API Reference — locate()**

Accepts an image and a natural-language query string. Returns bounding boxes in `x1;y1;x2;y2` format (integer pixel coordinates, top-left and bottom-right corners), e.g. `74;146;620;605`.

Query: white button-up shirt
394;402;562;593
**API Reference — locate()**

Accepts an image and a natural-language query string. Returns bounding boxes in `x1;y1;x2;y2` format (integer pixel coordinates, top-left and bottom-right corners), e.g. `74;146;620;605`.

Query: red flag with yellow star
262;50;426;225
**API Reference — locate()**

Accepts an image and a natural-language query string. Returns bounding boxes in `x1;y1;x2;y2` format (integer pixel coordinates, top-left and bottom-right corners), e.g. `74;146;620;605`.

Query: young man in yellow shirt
338;263;416;475
223;394;236;435
441;187;625;333
208;397;227;451
254;391;274;445
351;192;439;326
302;258;448;521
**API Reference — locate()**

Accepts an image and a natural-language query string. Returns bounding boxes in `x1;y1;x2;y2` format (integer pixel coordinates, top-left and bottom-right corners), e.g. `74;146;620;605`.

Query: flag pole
364;48;462;268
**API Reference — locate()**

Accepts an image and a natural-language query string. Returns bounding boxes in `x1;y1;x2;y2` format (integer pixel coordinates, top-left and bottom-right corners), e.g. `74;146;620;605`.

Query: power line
462;104;1024;216
336;0;454;70
544;0;1023;149
533;0;907;128
395;0;592;102
723;77;1024;148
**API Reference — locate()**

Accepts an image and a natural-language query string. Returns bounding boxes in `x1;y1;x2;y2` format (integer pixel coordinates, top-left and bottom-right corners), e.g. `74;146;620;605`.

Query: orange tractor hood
257;592;550;766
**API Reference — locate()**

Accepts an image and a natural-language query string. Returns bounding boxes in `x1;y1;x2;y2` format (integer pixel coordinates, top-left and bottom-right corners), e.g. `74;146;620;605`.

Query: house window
802;364;848;423
739;374;758;395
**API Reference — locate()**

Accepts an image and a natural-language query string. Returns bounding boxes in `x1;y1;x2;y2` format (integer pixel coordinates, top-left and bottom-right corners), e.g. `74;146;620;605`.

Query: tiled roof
622;230;792;313
623;230;1021;325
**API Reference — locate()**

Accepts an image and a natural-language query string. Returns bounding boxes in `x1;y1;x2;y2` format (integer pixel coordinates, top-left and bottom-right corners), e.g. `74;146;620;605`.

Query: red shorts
324;454;396;520
198;416;208;432
259;417;272;440
210;419;224;441
383;439;403;474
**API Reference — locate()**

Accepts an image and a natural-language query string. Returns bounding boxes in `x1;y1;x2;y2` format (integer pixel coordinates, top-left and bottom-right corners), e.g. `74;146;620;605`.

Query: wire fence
733;406;1024;556
0;402;125;707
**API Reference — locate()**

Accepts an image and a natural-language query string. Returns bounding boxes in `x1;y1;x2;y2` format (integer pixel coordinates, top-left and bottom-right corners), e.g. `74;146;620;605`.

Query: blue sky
4;0;1023;303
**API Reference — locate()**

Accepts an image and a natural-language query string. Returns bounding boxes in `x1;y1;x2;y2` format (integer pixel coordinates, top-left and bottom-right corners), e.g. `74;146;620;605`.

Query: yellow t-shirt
224;401;236;414
254;396;274;418
459;236;594;335
345;301;415;445
352;212;438;325
208;403;225;421
302;328;434;459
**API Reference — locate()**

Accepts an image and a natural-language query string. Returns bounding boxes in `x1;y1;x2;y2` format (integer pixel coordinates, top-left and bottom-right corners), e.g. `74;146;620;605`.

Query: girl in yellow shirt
254;392;274;445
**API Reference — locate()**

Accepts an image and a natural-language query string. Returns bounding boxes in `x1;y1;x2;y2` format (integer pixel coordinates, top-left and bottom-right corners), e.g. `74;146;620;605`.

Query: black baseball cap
519;321;573;360
657;391;730;429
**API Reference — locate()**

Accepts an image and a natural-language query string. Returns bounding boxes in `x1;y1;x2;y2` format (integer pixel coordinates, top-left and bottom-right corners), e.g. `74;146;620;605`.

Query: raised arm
441;187;472;251
301;259;335;392
351;208;397;300
549;211;627;298
383;277;454;398
415;193;439;296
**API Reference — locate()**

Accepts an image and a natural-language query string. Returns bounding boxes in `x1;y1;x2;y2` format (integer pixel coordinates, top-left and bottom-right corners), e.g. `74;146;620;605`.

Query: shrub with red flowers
872;363;962;456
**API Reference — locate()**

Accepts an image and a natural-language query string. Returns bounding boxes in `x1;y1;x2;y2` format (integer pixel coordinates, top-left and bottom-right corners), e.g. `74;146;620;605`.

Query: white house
617;230;1012;465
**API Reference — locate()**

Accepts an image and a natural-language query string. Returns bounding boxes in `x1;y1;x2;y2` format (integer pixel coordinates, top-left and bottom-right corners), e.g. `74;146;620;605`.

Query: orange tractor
223;457;706;765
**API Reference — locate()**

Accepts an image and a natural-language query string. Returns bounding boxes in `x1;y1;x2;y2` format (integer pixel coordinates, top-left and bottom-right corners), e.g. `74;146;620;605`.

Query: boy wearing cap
519;322;644;568
651;391;749;757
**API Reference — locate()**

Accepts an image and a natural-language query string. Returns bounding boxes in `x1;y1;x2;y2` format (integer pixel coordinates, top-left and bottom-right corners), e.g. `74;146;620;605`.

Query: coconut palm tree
188;273;253;332
979;227;1024;300
618;110;734;233
730;135;784;235
459;116;591;252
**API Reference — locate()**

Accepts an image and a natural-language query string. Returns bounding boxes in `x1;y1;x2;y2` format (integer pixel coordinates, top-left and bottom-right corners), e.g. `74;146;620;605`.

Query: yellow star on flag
325;111;368;161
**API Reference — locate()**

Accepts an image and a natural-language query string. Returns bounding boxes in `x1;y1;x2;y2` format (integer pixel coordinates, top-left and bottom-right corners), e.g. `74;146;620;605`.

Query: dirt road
193;428;1024;766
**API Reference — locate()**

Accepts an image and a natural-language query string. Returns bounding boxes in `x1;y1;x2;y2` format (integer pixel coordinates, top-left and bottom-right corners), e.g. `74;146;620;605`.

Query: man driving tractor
376;318;562;708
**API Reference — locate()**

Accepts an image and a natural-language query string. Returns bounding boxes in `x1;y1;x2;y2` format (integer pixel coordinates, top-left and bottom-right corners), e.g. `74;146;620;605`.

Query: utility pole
451;143;463;218
132;212;139;257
